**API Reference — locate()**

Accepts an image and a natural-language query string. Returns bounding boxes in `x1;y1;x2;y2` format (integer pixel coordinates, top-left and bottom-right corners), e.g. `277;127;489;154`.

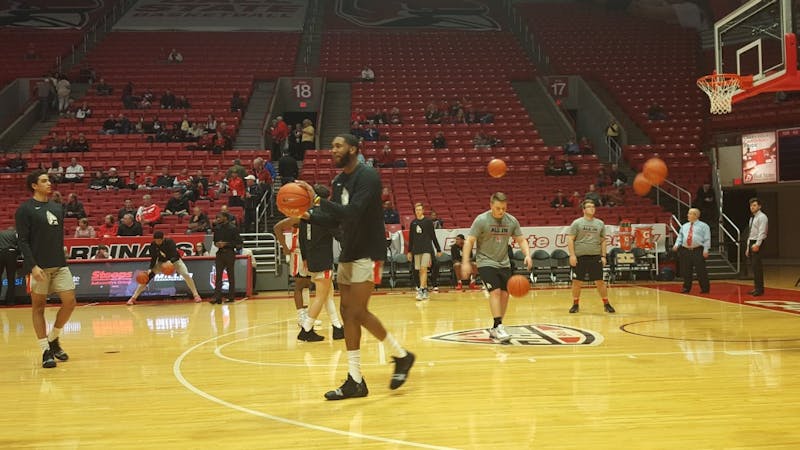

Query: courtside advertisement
742;131;777;184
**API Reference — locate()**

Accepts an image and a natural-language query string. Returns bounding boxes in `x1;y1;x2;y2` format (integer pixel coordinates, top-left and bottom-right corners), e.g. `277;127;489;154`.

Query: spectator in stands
551;190;571;208
63;157;84;183
569;190;582;207
163;189;190;217
606;120;620;146
360;66;375;81
134;166;154;190
92;245;111;260
97;215;118;238
300;118;315;160
596;167;610;188
647;103;667;121
73;133;89;152
136;194;162;228
202;114;217;133
139;89;154;109
388;106;402;124
545;155;561;176
75;102;91;122
47;161;63;183
95;78;112;96
227;172;245;207
564;137;581;155
56;75;71;115
210;131;230;154
133;116;146;133
473;132;499;149
609;163;628;187
579;136;593;154
278;153;299;183
115;114;131;135
194;242;209;256
425;103;443;124
288;123;303;160
606;186;626;207
51;190;63;205
118;214;143;237
44;132;62;152
160;89;176;109
104;167;124;190
561;156;577;175
362;124;379;142
167;48;183;63
62;131;75;152
156;167;173;189
230;91;243;112
101;114;117;134
268;116;289;161
226;159;247;181
383;201;400;224
243;175;265;231
88;170;106;190
585;184;603;206
74;218;95;238
695;183;716;223
176;95;190;109
118;198;137;220
122;170;138;190
63;193;85;219
432;132;447;149
1;151;26;173
186;206;210;234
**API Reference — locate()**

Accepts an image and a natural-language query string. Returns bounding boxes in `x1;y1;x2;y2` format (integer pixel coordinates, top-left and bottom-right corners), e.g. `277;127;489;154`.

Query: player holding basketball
16;170;76;368
274;217;314;326
567;199;615;314
461;192;532;343
297;184;344;341
127;230;203;305
297;133;414;400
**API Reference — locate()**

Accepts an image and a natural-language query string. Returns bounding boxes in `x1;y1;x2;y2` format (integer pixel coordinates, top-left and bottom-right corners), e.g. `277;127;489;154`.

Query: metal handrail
253;185;274;236
655;179;692;220
719;212;741;273
605;135;622;165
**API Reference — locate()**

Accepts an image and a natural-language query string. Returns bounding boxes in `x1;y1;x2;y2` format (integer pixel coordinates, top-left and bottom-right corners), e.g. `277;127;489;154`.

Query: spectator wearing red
97;215;118;238
227;173;245;207
270;116;289;161
136;194;162;228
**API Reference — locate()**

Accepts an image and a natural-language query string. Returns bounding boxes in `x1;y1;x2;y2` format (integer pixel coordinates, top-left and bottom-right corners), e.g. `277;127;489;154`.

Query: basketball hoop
697;73;749;114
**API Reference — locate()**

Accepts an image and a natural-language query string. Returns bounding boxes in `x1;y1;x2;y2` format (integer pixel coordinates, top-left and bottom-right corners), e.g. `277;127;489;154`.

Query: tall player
126;231;203;305
461;192;532;343
16;170;76;368
567;199;615;314
298;134;414;400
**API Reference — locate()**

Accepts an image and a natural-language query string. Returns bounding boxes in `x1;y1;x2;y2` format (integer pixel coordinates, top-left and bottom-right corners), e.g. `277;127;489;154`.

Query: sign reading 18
293;81;312;99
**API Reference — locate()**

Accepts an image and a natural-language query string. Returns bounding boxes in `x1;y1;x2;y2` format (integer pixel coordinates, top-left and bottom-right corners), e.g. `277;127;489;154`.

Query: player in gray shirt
462;192;532;343
567;199;615;314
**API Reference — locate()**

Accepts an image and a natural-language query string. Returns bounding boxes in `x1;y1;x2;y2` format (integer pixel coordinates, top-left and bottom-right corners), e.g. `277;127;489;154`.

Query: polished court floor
2;272;800;449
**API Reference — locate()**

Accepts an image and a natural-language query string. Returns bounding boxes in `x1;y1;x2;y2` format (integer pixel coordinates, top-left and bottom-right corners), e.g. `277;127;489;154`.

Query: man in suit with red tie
673;208;710;294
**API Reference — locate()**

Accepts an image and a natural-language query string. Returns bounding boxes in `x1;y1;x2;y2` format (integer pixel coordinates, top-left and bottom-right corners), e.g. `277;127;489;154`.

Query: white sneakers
489;324;511;343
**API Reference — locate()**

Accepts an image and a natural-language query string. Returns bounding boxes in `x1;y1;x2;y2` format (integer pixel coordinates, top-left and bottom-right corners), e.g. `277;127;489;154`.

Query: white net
697;74;741;114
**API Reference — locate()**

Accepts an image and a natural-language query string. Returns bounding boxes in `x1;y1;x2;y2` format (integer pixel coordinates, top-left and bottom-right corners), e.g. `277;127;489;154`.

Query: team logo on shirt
46;210;59;225
0;0;102;29
335;0;501;30
428;324;603;346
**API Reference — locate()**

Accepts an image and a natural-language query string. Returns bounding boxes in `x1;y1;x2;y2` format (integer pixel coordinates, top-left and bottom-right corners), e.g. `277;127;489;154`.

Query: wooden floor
2;269;800;449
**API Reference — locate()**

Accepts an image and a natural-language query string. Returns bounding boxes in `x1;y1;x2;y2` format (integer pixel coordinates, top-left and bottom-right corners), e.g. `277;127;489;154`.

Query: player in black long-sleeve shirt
127;231;202;305
299;133;414;400
15;170;75;368
407;203;442;300
212;212;242;304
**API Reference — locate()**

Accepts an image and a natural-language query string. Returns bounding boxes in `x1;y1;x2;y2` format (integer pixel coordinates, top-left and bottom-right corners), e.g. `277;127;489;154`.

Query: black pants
748;240;764;291
679;247;709;292
215;249;236;300
0;251;18;304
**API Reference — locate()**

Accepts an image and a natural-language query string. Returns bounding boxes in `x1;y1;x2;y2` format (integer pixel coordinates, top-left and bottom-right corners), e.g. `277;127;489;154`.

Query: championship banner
65;235;207;260
742;131;778;184
113;0;307;31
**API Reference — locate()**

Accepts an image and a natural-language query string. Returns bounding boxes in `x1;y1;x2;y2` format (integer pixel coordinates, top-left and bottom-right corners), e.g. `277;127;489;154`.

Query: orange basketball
642;157;668;185
161;261;175;275
487;158;507;178
506;274;530;297
136;271;150;285
633;173;652;196
276;183;312;218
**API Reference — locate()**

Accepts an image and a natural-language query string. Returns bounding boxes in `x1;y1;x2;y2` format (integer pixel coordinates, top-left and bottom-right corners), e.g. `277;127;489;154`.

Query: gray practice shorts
413;253;431;270
30;266;75;296
337;258;381;285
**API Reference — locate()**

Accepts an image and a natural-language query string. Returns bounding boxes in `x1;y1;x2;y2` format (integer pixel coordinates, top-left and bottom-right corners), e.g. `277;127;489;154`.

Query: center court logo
428;324;603;346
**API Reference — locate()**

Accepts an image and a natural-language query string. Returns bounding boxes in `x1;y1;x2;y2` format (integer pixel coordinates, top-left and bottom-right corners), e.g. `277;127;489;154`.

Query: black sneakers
324;374;369;400
390;351;415;390
604;303;616;313
210;298;222;304
297;328;324;342
42;349;56;368
49;338;69;361
332;325;344;340
569;303;580;314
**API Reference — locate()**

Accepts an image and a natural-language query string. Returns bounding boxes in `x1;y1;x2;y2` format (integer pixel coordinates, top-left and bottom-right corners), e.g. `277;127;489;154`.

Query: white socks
48;327;62;342
384;332;407;358
326;294;342;328
38;338;49;352
347;350;362;383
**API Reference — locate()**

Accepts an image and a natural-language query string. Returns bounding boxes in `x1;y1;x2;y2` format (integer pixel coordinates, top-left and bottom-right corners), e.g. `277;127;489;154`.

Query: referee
672;208;710;294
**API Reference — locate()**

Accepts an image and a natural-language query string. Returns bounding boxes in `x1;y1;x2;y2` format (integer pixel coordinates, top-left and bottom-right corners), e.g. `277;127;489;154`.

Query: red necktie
687;223;694;247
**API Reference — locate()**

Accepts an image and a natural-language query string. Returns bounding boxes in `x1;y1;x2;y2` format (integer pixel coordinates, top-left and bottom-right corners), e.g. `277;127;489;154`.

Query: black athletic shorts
574;255;604;281
478;266;513;292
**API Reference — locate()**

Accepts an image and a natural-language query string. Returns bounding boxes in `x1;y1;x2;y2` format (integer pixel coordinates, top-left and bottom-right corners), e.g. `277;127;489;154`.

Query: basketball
276;183;312;218
642;157;668;185
487;158;507;178
633;173;652;196
161;261;175;275
506;274;530;297
135;271;150;285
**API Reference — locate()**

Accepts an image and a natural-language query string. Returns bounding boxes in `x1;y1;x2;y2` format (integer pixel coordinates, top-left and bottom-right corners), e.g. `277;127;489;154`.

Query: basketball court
2;268;799;448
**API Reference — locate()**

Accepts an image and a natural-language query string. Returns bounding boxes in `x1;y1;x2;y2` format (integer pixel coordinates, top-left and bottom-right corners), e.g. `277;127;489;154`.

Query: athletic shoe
324;374;369;400
224;298;235;303
126;297;136;305
456;281;463;291
49;338;69;361
604;303;616;313
415;288;423;301
469;281;477;290
332;326;344;340
490;324;511;343
569;303;580;314
210;298;222;304
422;288;429;300
390;351;416;390
193;296;202;303
432;286;439;293
42;349;56;368
297;328;325;342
